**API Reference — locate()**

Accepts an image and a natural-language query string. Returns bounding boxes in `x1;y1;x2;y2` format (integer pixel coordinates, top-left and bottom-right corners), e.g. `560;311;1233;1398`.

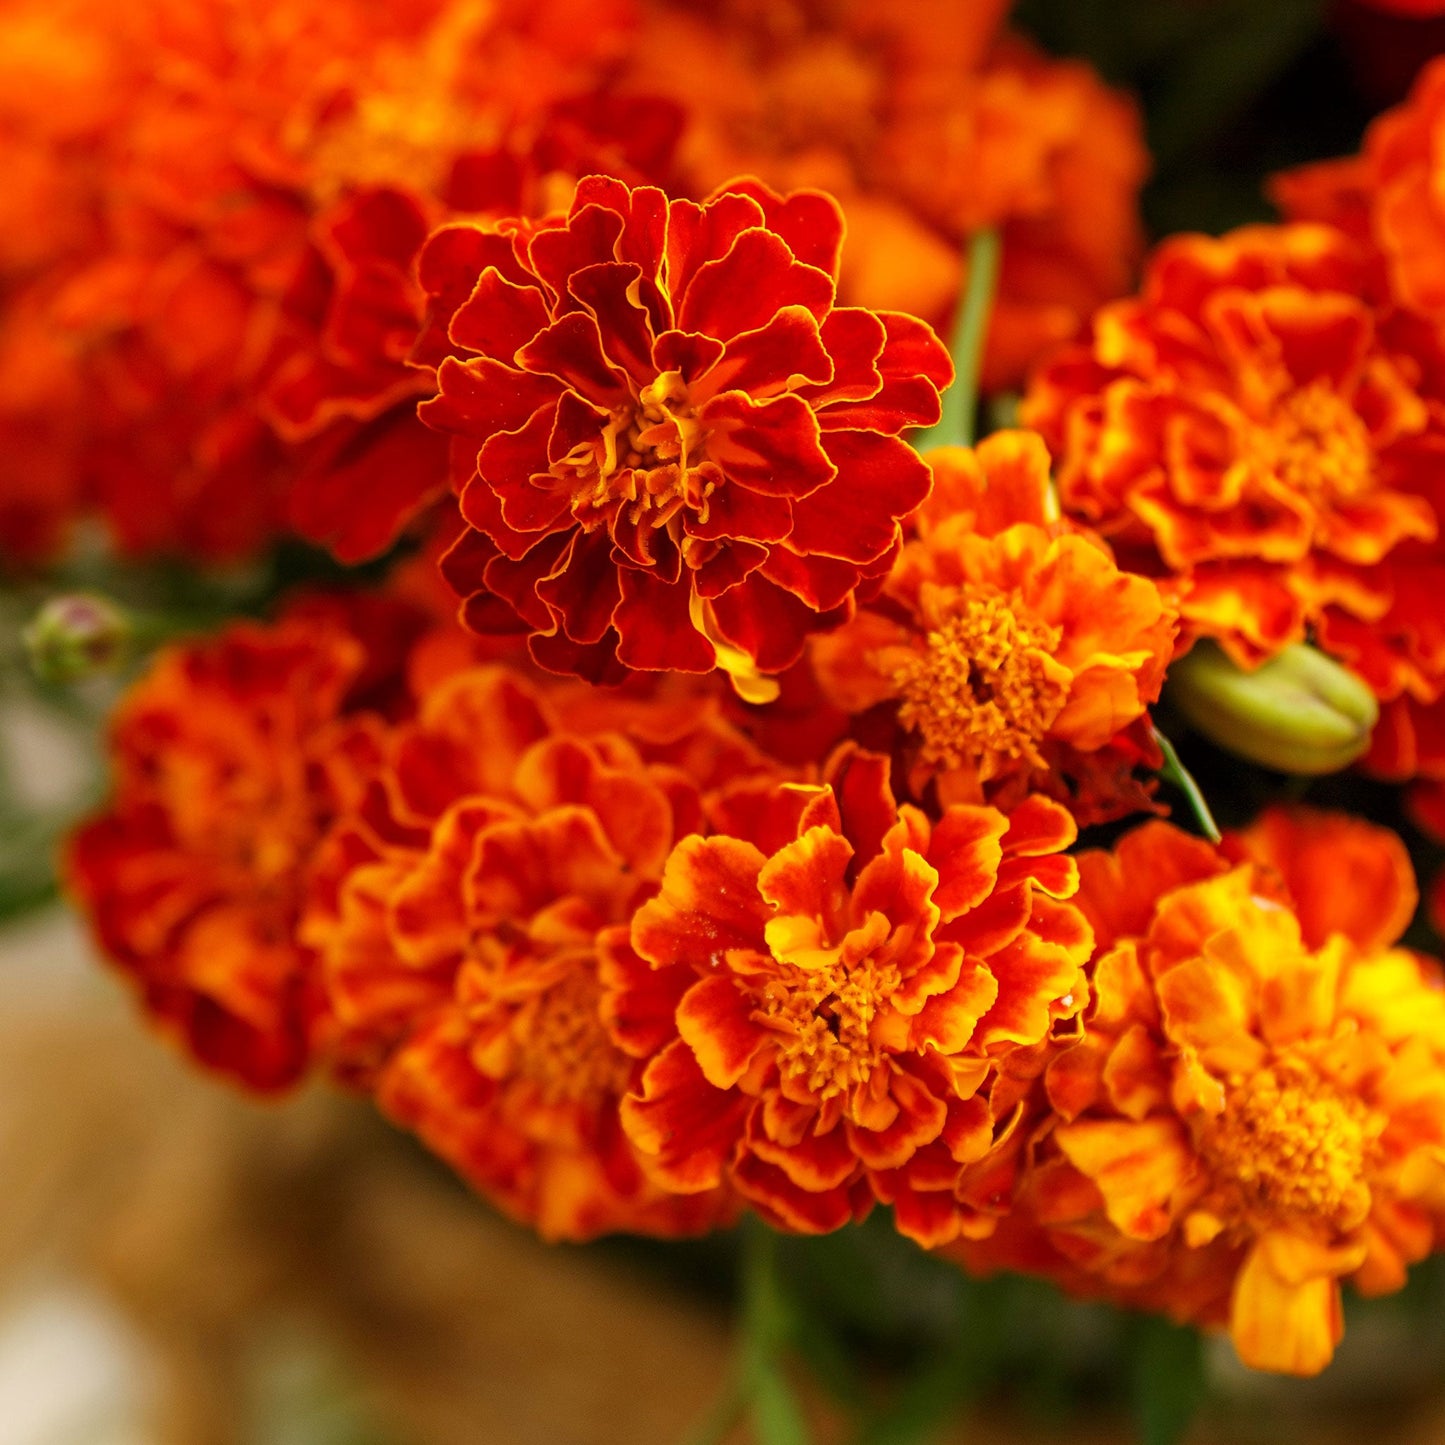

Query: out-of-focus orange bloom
0;0;683;566
623;2;1148;390
811;431;1174;821
1274;56;1445;317
419;173;950;687
1365;55;1445;315
951;811;1445;1377
1026;224;1440;669
304;664;765;1239
63;603;426;1090
604;746;1093;1245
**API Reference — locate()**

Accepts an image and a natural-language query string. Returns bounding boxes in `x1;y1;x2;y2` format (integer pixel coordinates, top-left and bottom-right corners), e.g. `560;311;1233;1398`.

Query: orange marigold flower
63;606;416;1091
1025;223;1440;668
5;0;683;564
1363;55;1445;315
602;747;1093;1245
305;664;763;1239
810;431;1175;820
419;173;951;686
622;2;1147;390
964;811;1445;1376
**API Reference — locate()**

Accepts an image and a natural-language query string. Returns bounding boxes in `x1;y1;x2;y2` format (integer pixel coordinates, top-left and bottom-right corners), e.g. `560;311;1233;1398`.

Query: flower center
758;913;901;1100
892;589;1069;777
1258;382;1373;506
508;962;634;1109
1200;1062;1381;1233
562;370;716;532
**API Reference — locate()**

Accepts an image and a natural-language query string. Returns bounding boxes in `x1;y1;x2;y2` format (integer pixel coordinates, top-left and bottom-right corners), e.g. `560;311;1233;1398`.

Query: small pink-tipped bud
23;593;132;684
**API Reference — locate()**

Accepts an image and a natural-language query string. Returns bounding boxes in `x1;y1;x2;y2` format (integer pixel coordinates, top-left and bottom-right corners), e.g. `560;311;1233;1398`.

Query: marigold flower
602;746;1093;1245
2;0;683;564
1025;223;1440;668
810;431;1175;820
305;664;768;1239
64;607;413;1090
958;810;1445;1376
420;173;951;686
622;3;1147;390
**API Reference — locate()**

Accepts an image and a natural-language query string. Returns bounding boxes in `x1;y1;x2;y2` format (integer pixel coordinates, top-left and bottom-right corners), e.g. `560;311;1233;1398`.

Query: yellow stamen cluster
893;589;1069;778
505;964;633;1108
1202;1061;1381;1233
1258;381;1373;506
564;369;715;531
758;916;902;1100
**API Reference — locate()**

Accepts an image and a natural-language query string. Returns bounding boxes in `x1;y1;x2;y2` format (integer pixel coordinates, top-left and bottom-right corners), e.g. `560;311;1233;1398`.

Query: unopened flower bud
1167;640;1377;776
23;593;133;684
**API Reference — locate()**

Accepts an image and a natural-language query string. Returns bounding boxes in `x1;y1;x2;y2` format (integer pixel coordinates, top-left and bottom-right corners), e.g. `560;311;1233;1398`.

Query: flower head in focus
954;810;1445;1376
418;173;952;691
811;430;1175;821
603;747;1092;1245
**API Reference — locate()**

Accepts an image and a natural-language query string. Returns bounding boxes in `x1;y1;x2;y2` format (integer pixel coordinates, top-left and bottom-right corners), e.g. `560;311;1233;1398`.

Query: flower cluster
43;0;1445;1392
947;810;1445;1376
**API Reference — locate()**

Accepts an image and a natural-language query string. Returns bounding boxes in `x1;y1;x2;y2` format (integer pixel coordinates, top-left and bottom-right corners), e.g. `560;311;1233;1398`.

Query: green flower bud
1167;640;1378;776
23;593;133;685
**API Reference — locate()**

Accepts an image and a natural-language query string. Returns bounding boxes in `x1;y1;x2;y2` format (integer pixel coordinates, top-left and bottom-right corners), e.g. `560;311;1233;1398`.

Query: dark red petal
421;356;560;438
824;312;952;432
614;569;716;672
652;328;727;382
516;311;630;399
709;572;841;672
678;228;834;342
790;431;928;564
528;200;625;305
448;267;551;360
535;531;622;645
759;546;865;611
797;309;886;408
717;180;846;277
701;391;836;498
664;191;767;310
567;260;657;381
693;305;834;403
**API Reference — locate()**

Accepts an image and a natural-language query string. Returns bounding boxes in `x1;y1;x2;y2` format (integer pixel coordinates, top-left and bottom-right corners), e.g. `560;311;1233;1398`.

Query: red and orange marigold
955;810;1445;1376
304;664;772;1239
1025;223;1440;669
601;746;1093;1246
63;604;421;1090
417;173;953;689
810;430;1175;820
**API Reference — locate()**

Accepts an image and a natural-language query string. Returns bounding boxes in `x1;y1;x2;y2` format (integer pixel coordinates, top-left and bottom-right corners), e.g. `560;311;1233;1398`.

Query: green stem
1151;725;1222;845
682;1224;812;1445
916;228;1002;452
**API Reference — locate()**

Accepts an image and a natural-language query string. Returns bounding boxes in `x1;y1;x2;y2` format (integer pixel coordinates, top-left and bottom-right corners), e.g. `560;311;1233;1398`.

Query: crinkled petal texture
949;810;1445;1377
603;745;1093;1246
303;663;775;1240
418;173;952;686
1024;224;1441;671
63;610;405;1091
810;431;1176;822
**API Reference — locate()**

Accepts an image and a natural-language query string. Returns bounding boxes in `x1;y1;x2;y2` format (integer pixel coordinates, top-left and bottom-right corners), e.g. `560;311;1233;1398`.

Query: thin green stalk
1151;725;1222;844
916;228;1002;452
681;1225;812;1445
